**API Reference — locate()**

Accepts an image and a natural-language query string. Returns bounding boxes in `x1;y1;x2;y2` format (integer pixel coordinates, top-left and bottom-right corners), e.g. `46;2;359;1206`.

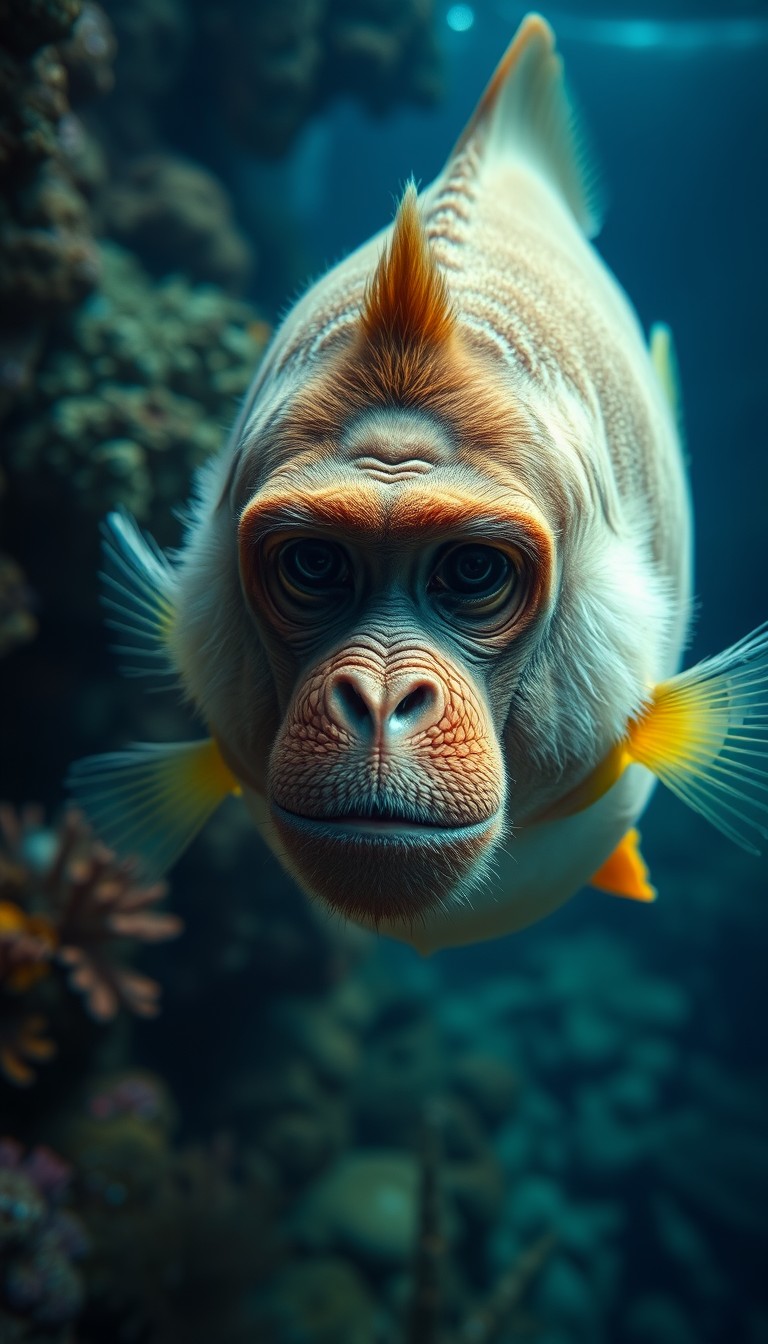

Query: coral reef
64;1106;277;1344
101;154;252;289
0;0;114;421
0;805;182;1086
0;1139;87;1341
6;243;268;531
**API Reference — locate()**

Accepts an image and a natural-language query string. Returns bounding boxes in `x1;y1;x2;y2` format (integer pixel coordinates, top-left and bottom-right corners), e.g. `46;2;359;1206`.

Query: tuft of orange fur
361;182;455;351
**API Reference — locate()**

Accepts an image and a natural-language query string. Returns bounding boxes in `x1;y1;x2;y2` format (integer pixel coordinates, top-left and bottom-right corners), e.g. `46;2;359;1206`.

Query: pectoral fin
100;507;178;683
626;622;768;854
68;737;240;877
590;828;656;902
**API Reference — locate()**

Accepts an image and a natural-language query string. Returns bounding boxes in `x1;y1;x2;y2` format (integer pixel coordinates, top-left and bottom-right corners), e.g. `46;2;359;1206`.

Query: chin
270;805;502;929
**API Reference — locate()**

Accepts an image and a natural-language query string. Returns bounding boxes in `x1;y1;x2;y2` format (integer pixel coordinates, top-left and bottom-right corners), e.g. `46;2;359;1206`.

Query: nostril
393;683;435;724
332;678;372;727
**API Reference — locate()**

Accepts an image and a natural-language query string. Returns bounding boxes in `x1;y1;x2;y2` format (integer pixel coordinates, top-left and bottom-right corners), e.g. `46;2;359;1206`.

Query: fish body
70;16;767;953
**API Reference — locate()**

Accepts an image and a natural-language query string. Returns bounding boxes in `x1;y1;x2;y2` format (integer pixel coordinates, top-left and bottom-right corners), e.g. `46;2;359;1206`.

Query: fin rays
627;622;768;853
100;508;178;681
68;739;238;877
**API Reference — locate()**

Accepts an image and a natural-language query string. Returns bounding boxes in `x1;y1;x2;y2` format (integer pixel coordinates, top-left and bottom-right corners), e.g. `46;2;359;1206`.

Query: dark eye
434;544;514;601
278;538;350;595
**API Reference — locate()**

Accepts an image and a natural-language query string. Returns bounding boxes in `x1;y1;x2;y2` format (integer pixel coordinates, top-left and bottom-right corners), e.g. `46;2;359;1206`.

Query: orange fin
590;828;656;903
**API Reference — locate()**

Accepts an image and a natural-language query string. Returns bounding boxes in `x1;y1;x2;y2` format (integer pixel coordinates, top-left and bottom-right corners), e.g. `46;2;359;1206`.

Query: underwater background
1;0;767;1340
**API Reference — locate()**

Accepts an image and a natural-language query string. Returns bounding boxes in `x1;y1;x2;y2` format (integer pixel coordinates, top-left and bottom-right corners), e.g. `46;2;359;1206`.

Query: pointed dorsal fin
449;12;603;238
361;181;455;348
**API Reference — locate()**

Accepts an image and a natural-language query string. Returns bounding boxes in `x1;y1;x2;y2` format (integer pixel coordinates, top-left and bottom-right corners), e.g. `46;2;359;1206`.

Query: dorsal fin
361;181;455;348
449;12;603;238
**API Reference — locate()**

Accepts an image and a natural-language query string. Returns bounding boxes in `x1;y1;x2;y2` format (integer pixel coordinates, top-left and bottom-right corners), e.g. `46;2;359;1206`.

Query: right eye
278;538;351;597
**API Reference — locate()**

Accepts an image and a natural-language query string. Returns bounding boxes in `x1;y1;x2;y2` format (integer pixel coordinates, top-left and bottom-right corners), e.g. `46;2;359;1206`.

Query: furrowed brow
239;483;550;549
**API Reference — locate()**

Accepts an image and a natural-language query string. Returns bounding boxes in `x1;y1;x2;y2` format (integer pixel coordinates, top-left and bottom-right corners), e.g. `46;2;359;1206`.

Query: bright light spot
446;4;475;33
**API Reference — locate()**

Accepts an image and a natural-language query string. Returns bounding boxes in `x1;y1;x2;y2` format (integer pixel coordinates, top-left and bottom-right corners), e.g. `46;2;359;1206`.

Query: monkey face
267;627;507;926
238;494;554;929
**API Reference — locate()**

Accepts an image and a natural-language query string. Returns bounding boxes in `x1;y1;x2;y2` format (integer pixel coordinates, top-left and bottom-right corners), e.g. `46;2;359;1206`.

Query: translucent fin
68;738;239;877
590;828;656;902
626;623;768;854
450;12;603;236
650;322;684;441
100;508;177;681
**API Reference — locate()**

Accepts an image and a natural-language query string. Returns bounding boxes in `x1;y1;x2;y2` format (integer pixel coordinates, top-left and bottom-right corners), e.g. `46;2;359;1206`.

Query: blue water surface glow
446;4;476;32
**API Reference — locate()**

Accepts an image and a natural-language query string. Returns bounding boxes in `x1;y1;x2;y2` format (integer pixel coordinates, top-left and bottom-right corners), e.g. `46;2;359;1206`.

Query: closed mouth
272;802;494;843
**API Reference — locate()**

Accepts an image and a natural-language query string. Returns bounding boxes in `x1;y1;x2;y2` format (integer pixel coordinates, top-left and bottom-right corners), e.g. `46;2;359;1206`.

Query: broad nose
328;669;443;742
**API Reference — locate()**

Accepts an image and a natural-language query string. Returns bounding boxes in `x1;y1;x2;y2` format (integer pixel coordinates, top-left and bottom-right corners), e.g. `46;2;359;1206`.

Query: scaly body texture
70;16;767;953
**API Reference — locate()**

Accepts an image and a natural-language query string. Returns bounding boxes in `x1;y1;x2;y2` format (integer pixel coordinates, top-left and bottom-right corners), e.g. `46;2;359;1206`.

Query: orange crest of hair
361;182;455;350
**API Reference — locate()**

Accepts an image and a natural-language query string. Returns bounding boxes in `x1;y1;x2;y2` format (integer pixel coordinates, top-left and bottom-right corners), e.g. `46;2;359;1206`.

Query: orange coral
0;804;183;1084
0;1009;56;1087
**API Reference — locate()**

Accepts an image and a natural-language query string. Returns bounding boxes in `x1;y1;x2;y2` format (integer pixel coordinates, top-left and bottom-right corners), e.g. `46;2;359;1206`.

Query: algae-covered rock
102;153;252;289
253;1257;375;1344
291;1151;421;1266
6;242;269;550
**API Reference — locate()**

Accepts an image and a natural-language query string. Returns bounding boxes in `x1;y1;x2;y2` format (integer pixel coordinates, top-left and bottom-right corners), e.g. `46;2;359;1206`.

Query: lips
271;802;494;843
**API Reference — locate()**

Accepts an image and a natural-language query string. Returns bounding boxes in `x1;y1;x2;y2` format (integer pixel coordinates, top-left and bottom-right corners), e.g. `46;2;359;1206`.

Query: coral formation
101;154;252;289
0;0;114;421
0;805;182;1086
5;243;269;542
68;1118;276;1344
0;1139;87;1341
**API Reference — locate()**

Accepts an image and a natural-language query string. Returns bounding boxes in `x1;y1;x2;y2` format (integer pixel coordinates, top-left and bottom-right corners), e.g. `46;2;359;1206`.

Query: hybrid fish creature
70;14;768;953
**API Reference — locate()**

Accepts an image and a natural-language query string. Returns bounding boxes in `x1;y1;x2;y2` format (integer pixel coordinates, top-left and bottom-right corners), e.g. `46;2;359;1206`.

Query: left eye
433;544;514;601
278;539;350;594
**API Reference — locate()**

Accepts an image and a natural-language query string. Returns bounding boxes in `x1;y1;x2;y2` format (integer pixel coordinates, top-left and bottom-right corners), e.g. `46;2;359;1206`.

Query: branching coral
0;804;182;1085
51;814;181;1020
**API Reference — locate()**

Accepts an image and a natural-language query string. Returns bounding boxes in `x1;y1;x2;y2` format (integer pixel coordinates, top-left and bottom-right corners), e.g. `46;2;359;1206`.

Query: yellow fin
590;828;656;902
626;622;768;854
650;322;684;441
68;738;239;877
450;13;603;237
